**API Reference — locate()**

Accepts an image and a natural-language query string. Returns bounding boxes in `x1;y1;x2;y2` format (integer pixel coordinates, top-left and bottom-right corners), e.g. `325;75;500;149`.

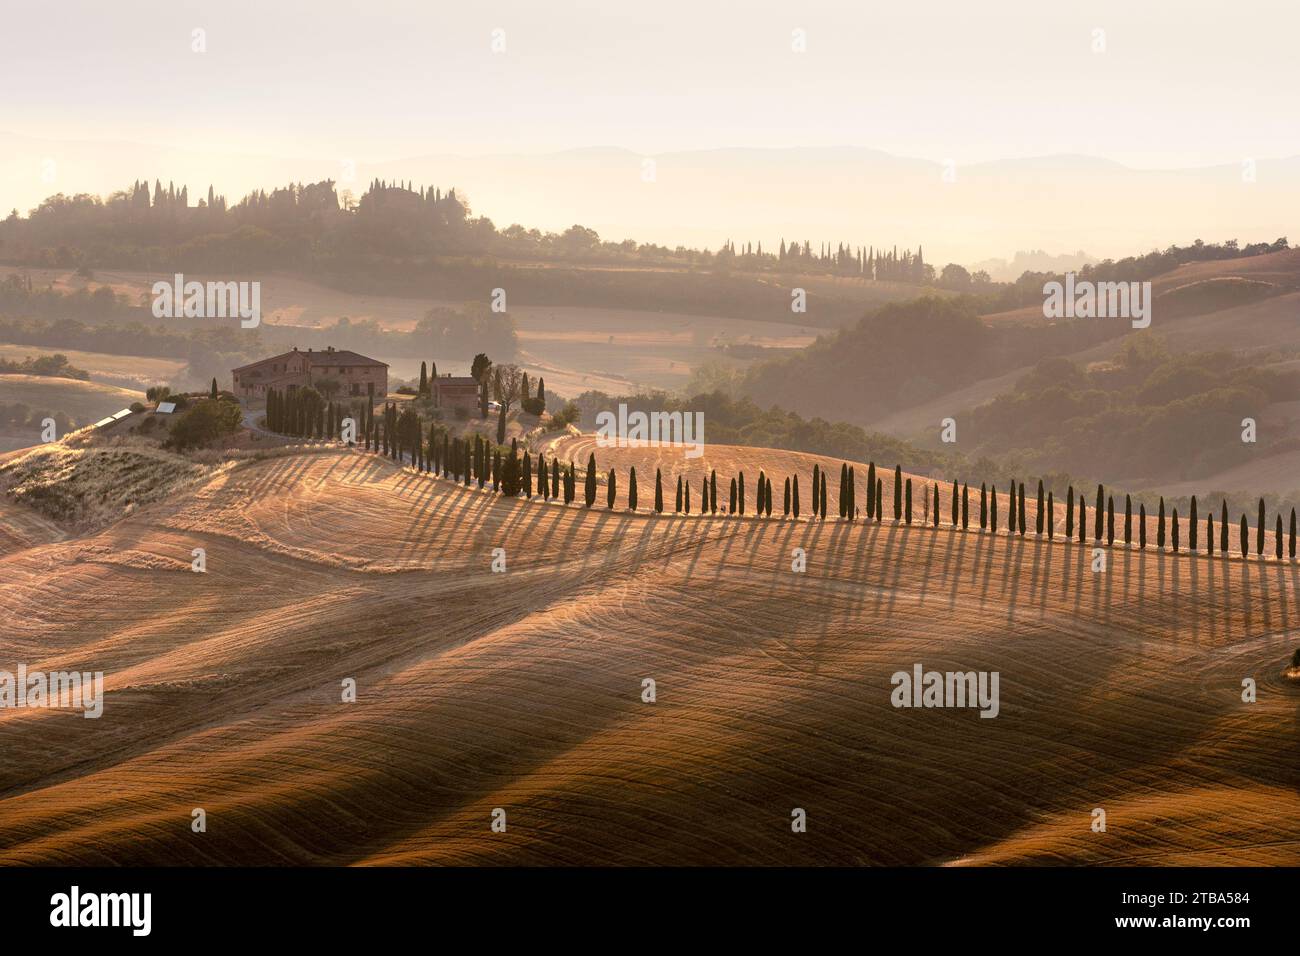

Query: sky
2;0;1297;261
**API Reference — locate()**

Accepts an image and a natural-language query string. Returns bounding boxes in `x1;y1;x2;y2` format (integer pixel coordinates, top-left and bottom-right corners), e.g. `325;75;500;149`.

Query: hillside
0;440;1295;866
0;374;143;453
748;249;1300;498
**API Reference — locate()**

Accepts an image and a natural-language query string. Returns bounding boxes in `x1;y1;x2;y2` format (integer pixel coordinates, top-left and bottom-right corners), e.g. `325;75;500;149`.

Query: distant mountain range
3;132;1296;268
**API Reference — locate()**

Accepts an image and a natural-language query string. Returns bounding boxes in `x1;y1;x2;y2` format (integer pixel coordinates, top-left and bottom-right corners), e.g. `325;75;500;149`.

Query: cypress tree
1107;496;1114;546
1240;515;1248;557
1124;495;1132;546
684;478;691;514
607;469;617;509
1094;485;1104;542
839;463;849;518
1047;492;1054;539
710;471;718;513
1171;509;1179;553
492;451;501;492
932;483;939;528
820;471;828;521
905;479;913;525
792;474;800;518
961;483;969;530
522;450;532;497
846;467;854;520
1221;501;1229;553
980;483;988;529
893;466;902;521
783;476;791;516
629;467;639;511
1036;480;1045;535
812;464;821;517
990;488;999;533
729;477;737;514
1189;497;1198;551
675;476;683;513
765;477;773;517
1009;481;1018;534
951;479;959;526
655;469;663;513
1018;483;1026;537
1207;513;1214;556
1079;498;1086;543
1157;498;1166;549
584;453;597;507
866;463;876;517
876;478;882;522
552;459;560;499
210;377;218;399
1290;508;1297;560
1257;499;1266;556
537;453;546;496
1276;515;1283;560
564;463;575;504
701;477;708;515
738;472;745;515
1065;486;1075;539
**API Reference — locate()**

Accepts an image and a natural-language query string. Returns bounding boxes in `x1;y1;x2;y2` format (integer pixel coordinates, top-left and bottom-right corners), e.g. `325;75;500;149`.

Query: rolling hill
0;438;1295;866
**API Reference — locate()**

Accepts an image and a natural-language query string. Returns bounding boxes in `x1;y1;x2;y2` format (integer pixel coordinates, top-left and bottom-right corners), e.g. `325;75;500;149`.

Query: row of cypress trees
265;386;357;439
347;414;1300;562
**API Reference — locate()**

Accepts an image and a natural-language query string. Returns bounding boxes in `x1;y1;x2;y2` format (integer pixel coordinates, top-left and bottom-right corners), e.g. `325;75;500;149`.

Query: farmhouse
432;375;480;415
232;347;388;401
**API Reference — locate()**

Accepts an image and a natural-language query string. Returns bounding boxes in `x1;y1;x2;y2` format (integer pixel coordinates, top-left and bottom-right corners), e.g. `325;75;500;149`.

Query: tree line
291;403;1299;565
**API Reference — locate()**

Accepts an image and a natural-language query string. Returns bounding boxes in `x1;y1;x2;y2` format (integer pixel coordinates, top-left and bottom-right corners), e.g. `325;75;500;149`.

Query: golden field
0;438;1295;866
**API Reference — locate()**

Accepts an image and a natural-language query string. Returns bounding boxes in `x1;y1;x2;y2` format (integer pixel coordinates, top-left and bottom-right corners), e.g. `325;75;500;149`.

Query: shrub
549;402;580;429
164;398;242;450
129;402;145;413
521;396;546;416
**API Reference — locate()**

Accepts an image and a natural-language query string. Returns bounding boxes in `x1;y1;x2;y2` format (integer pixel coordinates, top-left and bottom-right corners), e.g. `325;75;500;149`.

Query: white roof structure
156;402;177;414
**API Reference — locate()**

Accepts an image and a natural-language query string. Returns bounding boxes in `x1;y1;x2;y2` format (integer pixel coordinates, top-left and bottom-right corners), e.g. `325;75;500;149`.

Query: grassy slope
0;373;142;426
0;443;1294;866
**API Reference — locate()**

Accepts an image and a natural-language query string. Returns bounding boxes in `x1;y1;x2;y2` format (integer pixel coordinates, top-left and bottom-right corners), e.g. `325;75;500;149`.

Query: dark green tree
1094;484;1104;542
585;453;597;507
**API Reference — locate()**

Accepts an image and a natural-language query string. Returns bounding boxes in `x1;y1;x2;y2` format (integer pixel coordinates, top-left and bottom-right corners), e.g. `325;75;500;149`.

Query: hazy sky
5;0;1298;167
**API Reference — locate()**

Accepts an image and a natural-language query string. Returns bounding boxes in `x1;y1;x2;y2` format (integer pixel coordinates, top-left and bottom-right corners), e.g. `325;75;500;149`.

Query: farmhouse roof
437;376;479;387
231;347;388;373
